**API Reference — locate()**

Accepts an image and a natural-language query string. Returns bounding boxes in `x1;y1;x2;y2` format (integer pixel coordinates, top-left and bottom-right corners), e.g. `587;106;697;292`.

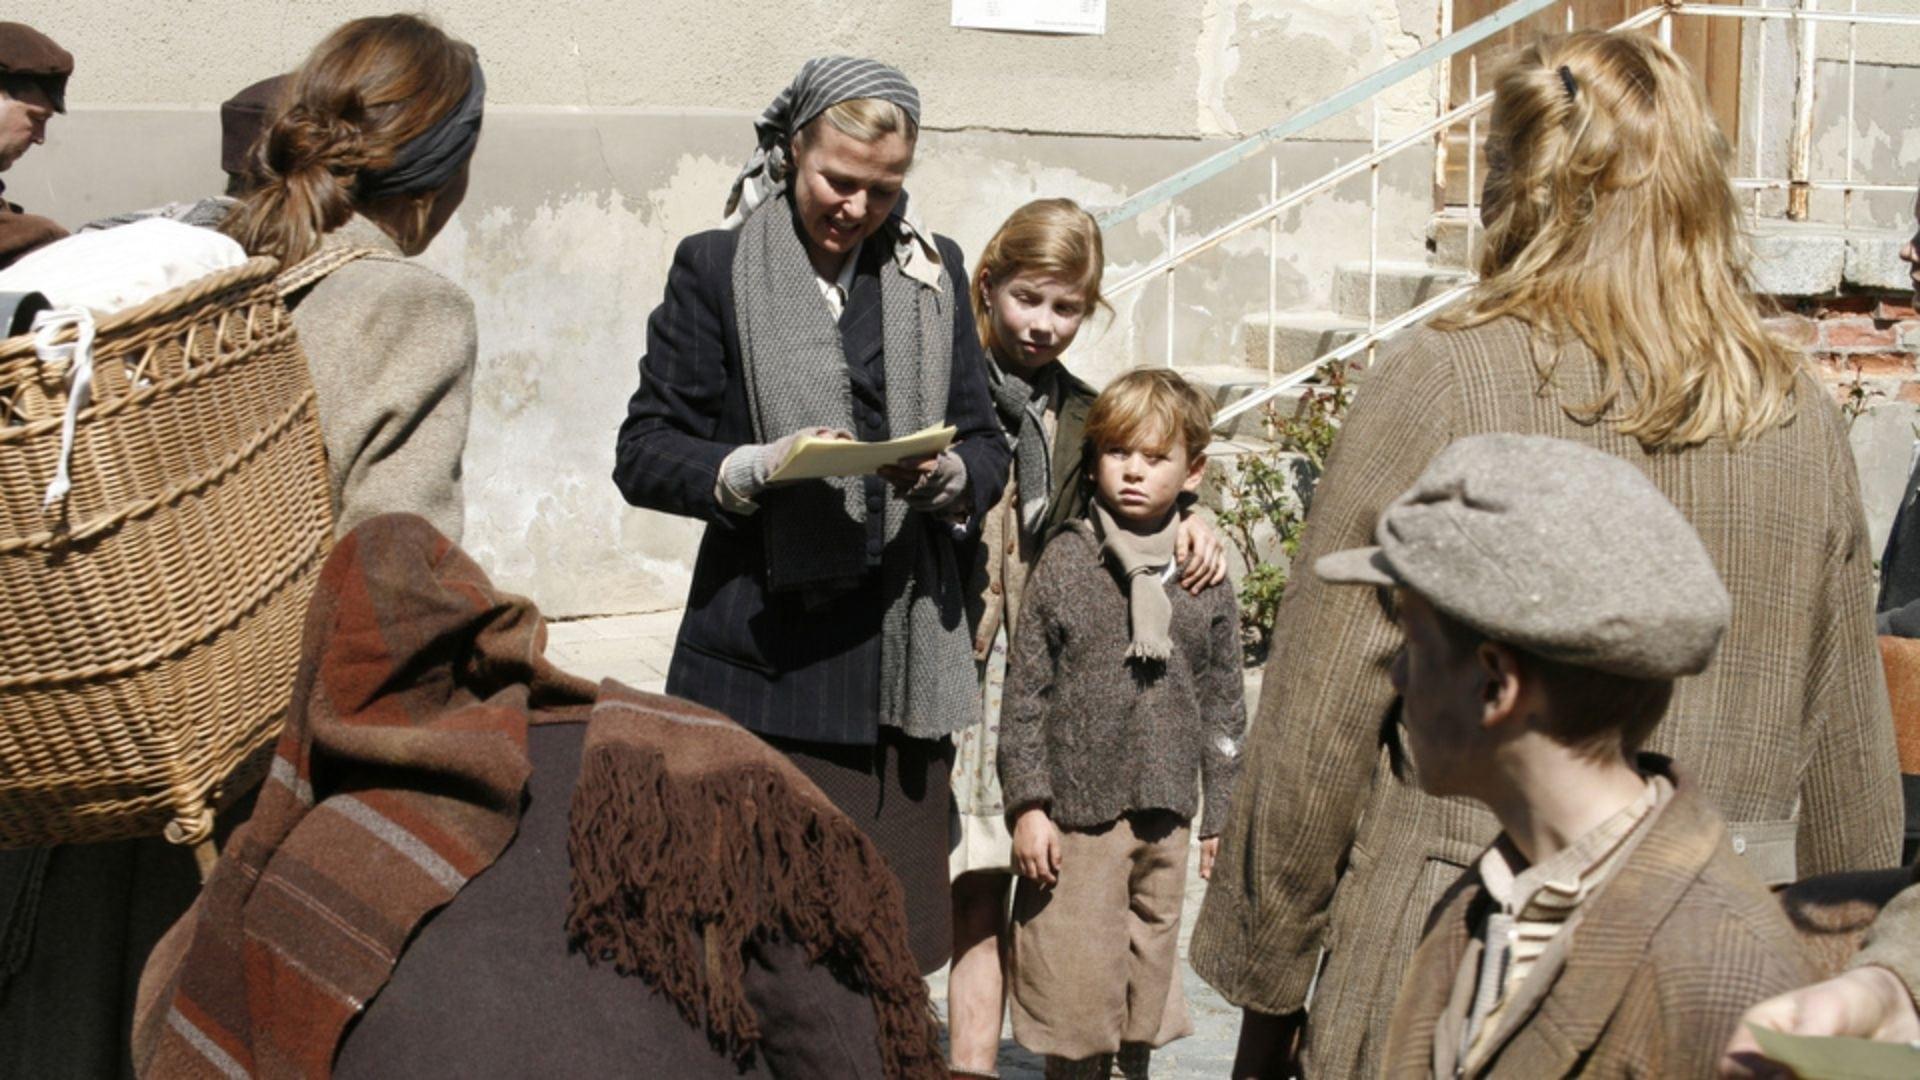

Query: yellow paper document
766;424;957;484
1746;1023;1920;1080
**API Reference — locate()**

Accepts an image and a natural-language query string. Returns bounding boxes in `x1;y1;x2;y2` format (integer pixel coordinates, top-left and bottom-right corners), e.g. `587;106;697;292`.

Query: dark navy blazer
614;215;1009;745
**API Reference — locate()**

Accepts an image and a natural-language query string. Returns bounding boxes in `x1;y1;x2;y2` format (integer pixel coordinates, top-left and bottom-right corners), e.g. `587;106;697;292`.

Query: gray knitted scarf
1090;502;1178;664
731;196;977;738
987;360;1057;542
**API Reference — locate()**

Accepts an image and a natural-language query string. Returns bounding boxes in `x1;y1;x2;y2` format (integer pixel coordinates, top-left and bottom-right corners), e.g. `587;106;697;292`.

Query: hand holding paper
1735;1023;1920;1079
1720;966;1920;1079
765;424;956;484
884;450;968;513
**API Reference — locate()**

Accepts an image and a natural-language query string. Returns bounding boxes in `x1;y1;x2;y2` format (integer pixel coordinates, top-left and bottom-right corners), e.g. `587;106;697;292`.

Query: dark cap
220;74;289;179
0;23;72;114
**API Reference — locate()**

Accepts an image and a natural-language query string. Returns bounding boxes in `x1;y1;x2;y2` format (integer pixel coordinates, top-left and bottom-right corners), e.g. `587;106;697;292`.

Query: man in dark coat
0;21;70;268
1870;177;1920;862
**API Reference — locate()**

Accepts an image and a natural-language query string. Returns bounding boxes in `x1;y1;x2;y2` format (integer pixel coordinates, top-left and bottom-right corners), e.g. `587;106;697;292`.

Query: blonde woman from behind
1192;29;1900;1079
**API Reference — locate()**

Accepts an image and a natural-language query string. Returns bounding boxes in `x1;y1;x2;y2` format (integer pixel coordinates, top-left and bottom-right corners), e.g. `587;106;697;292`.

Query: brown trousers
1008;810;1194;1060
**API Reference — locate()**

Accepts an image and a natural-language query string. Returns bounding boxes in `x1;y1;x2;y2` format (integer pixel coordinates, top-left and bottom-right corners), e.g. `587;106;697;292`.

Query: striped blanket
131;514;940;1078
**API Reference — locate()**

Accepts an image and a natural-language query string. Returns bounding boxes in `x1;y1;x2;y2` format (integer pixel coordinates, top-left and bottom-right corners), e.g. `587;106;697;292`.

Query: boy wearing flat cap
0;20;71;267
1324;434;1814;1078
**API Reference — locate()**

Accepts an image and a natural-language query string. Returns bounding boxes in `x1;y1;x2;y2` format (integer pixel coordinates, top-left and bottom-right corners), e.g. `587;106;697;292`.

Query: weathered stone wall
2;2;1447;618
6;1;1915;615
1791;293;1920;558
1747;4;1920;230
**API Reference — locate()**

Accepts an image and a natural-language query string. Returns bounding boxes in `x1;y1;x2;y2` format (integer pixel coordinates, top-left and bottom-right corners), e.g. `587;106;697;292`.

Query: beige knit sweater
286;214;474;542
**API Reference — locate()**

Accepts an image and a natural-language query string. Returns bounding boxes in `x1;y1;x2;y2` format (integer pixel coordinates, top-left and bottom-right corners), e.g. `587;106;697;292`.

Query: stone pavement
544;610;1249;1078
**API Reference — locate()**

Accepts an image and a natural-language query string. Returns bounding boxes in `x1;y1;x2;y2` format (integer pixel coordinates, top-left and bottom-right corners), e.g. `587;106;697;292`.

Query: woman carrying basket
0;17;485;1079
614;57;1010;975
226;13;483;541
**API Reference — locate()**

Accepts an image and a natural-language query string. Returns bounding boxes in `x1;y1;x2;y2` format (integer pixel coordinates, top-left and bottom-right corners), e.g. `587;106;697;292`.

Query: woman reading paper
613;56;1008;974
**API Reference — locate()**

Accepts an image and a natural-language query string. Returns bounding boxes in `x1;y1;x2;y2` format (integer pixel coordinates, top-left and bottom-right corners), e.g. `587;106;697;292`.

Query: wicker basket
0;256;332;849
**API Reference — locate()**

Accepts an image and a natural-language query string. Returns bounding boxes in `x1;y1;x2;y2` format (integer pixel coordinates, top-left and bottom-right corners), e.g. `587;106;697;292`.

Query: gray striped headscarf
723;56;921;226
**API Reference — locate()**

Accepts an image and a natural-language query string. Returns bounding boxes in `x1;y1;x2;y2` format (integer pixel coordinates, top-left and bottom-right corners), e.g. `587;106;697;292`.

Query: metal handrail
1125;0;1920;433
1107;97;1490;300
1679;4;1920;26
1108;5;1672;301
1211;283;1478;432
1094;0;1571;229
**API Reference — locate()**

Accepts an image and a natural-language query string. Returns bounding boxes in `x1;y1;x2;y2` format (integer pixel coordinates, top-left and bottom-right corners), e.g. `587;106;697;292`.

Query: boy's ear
1181;451;1207;493
1476;641;1524;731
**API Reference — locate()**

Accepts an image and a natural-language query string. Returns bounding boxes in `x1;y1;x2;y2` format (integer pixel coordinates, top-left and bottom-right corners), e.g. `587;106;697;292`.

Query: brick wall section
1768;294;1920;408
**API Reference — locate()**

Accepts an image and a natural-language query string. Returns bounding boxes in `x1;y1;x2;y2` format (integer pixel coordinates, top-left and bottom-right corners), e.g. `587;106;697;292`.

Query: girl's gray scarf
1090;502;1178;664
986;360;1057;541
731;196;977;739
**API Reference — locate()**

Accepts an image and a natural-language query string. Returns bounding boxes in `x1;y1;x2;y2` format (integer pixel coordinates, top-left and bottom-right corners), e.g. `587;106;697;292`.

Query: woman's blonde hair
1436;29;1800;449
795;97;919;149
225;14;476;265
970;198;1109;358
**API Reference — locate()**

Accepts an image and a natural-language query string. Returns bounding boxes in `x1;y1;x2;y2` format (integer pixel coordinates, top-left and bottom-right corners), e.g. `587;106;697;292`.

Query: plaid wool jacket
1380;764;1815;1078
1191;315;1902;1079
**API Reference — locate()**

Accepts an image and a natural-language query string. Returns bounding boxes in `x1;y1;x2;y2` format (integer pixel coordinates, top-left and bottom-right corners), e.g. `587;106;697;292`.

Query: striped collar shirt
1459;776;1665;1064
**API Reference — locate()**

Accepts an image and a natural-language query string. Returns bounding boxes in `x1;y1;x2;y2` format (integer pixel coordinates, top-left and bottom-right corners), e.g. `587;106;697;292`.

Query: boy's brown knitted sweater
997;519;1245;835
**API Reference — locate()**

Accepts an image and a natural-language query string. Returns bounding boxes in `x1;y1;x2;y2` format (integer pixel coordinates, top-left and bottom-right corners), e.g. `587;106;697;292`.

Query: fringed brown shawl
570;688;943;1078
132;513;940;1078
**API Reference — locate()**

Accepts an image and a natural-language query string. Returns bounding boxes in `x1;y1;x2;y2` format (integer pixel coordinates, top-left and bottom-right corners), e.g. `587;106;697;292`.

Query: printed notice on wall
951;0;1106;36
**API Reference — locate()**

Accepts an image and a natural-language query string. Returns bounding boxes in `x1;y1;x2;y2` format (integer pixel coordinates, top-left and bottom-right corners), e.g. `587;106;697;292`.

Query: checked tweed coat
1191;315;1901;1079
1380;764;1815;1078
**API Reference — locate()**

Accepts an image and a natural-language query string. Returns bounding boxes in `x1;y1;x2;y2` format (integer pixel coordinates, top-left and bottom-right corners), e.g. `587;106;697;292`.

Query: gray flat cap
1316;433;1731;679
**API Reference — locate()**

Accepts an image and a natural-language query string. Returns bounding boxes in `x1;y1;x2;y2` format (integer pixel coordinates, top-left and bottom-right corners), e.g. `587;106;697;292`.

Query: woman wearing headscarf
614;57;1009;974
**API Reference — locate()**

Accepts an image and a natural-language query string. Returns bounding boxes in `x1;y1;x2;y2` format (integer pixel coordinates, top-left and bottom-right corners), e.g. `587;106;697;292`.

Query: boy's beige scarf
1090;502;1178;663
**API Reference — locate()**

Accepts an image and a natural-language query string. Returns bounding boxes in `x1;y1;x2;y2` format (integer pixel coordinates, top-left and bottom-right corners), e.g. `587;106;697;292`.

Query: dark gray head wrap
723;56;920;226
357;59;485;201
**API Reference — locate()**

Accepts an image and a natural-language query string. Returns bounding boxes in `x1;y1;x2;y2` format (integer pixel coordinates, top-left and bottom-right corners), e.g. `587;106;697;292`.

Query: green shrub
1216;359;1354;661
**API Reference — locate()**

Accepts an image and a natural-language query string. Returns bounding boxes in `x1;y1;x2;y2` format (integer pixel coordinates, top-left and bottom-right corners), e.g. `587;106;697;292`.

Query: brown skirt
764;729;955;975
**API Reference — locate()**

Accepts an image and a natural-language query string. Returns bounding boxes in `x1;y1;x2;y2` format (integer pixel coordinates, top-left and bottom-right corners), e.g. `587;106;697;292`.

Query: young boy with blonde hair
997;368;1245;1079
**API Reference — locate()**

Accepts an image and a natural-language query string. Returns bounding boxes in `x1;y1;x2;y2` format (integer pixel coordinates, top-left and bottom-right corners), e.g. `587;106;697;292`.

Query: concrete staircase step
1421;215;1913;298
1333;260;1473;320
1426;208;1480;270
1181;364;1308;441
1749;220;1915;296
1239;312;1366;375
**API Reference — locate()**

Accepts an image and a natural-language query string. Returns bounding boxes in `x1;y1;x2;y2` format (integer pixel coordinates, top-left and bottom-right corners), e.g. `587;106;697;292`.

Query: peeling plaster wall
8;0;1438;142
1199;0;1440;141
4;3;1456;617
1744;11;1920;229
11;107;1431;616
